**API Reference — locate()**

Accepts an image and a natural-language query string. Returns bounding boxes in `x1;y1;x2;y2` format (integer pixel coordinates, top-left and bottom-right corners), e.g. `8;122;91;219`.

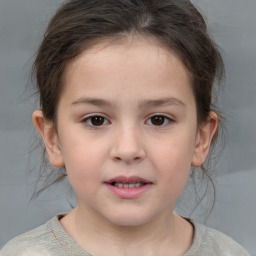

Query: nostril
113;155;143;163
114;156;122;161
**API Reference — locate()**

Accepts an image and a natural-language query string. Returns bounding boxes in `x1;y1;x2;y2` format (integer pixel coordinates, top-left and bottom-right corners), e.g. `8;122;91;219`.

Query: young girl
1;0;250;255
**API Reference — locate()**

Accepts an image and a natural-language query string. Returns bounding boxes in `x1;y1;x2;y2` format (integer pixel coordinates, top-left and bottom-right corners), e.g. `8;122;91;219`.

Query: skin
33;36;218;256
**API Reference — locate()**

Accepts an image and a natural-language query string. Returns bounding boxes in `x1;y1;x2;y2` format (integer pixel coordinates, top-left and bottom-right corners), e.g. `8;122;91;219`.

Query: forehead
61;36;194;104
65;36;191;79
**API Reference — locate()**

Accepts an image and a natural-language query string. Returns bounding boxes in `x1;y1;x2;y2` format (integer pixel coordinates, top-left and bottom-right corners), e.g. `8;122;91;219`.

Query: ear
191;111;218;166
32;110;64;168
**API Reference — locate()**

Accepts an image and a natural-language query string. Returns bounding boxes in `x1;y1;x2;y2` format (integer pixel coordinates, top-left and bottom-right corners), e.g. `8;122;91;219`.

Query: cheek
59;127;106;168
150;134;195;190
152;133;195;167
59;138;107;190
63;151;103;200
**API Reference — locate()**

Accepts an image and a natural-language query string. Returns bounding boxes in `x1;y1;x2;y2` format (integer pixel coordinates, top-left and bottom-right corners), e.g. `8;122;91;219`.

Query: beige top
0;214;250;256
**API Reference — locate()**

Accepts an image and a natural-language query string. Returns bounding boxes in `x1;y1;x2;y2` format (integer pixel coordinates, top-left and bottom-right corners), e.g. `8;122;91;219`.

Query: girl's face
34;37;216;227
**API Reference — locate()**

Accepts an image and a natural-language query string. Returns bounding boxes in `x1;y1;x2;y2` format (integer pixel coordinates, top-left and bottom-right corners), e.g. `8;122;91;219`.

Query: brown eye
151;116;165;126
83;115;109;127
146;115;172;126
91;116;105;126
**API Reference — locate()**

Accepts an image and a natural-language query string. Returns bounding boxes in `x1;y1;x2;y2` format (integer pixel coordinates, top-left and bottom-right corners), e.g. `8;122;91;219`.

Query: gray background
0;0;255;254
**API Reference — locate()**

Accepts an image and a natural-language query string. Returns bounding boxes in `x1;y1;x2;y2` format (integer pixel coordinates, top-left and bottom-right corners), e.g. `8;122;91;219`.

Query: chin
103;210;156;227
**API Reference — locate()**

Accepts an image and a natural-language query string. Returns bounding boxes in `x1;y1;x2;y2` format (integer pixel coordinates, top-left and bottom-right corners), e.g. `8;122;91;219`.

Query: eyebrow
72;98;113;107
71;97;185;108
138;97;185;108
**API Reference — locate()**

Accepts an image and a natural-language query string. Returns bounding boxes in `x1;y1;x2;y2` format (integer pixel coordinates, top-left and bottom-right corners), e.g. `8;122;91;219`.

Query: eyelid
145;113;175;126
81;113;111;127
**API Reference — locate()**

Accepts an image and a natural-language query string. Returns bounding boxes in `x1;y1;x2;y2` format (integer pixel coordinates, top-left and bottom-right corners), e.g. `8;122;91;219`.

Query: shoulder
0;216;63;256
186;220;251;256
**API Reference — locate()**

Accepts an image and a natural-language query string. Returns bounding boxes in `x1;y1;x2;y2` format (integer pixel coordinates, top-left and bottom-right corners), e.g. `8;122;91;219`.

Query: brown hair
31;0;225;203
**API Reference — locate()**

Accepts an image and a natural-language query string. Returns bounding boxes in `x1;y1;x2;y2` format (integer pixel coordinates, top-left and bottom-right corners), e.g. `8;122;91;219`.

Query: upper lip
105;176;152;184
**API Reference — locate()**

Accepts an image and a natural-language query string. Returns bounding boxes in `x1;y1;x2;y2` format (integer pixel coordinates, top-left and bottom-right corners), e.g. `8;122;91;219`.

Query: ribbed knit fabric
0;214;250;256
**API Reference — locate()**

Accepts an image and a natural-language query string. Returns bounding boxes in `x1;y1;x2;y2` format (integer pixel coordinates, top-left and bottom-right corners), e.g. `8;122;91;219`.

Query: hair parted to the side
31;0;225;205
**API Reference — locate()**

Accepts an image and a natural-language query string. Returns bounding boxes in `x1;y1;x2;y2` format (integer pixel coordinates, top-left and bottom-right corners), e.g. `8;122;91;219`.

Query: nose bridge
110;121;145;163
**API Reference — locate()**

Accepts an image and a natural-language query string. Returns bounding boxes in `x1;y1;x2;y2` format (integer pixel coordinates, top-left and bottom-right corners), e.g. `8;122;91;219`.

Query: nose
110;125;146;164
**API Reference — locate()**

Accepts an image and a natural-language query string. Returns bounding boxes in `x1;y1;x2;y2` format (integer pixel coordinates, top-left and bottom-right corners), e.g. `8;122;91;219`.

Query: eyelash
82;114;110;127
146;114;174;127
81;114;174;128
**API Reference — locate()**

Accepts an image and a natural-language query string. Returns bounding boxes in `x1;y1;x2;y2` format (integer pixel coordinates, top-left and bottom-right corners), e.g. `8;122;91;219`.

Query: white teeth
114;182;144;188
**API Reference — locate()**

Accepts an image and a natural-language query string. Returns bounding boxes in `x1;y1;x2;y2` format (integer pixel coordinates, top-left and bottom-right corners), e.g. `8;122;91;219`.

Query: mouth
104;176;152;199
110;182;147;188
105;176;152;188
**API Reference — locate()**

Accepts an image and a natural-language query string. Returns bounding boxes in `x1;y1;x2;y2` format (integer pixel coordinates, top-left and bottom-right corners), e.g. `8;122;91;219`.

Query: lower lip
104;183;152;199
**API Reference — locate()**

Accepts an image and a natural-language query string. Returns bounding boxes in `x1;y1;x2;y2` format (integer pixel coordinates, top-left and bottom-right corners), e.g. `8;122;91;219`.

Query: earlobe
191;111;218;167
32;110;64;168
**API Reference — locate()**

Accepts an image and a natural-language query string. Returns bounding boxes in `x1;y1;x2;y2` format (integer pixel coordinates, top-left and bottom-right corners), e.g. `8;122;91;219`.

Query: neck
61;206;193;256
